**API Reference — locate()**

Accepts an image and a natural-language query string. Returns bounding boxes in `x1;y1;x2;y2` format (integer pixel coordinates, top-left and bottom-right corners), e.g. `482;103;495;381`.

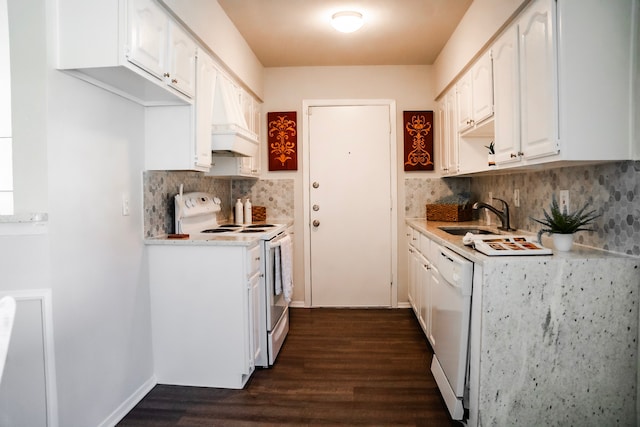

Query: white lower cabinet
406;226;435;346
147;242;262;389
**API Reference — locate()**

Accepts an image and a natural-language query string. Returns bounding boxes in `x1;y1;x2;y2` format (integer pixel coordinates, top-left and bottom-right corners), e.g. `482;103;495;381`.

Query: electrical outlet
559;190;569;213
514;189;520;207
122;194;130;216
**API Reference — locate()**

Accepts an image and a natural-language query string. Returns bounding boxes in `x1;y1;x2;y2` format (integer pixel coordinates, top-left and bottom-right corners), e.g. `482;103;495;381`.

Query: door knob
313;204;320;211
312;182;319;189
313;220;320;227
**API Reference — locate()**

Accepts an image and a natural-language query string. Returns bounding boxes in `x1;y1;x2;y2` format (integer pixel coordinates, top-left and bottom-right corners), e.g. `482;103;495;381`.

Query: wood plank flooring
118;308;460;426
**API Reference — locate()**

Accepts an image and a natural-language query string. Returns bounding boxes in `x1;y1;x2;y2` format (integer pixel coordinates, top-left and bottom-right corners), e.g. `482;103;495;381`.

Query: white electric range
174;191;285;240
173;191;291;367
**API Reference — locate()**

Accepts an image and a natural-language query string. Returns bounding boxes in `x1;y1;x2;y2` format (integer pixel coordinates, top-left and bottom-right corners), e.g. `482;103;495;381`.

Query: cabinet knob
510;153;517;158
518;151;524;157
163;72;170;78
171;79;178;84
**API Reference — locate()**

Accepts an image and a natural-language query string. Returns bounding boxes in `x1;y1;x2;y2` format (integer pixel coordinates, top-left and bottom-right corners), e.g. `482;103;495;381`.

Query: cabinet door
518;0;558;159
418;257;430;333
408;244;418;310
248;271;263;369
446;90;459;173
127;0;167;80
456;74;473;132
426;267;439;347
471;51;494;124
493;26;521;164
167;22;197;97
195;53;216;169
436;99;449;174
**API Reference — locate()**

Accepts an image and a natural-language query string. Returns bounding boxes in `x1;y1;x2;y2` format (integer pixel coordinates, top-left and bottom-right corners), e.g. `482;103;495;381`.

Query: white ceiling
216;0;473;67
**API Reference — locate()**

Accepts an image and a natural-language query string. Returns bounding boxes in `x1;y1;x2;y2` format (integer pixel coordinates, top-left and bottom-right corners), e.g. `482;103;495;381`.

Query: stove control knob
312;182;319;189
313;220;320;227
313;204;320;211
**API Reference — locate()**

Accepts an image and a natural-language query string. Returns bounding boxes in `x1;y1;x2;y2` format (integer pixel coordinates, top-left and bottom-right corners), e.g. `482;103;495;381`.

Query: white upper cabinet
517;0;558;160
456;73;473;133
166;21;197;97
471;52;494;126
127;0;168;80
456;51;494;135
57;0;196;106
437;88;459;175
193;53;216;170
446;90;459;174
144;50;215;172
493;26;521;165
448;0;637;174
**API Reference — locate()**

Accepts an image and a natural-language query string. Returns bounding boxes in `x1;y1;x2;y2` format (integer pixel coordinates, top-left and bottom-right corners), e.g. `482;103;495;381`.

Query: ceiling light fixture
331;11;364;33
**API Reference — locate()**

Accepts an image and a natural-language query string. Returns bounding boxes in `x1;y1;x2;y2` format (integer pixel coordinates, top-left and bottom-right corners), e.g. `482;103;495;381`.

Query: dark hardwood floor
118;308;460;426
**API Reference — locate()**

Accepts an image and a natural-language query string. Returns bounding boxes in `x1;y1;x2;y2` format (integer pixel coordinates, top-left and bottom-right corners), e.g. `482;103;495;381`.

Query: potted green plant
530;194;600;251
485;141;495;166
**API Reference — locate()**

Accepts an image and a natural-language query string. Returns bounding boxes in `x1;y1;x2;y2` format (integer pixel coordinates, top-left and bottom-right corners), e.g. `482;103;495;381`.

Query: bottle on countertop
244;199;252;225
234;199;244;225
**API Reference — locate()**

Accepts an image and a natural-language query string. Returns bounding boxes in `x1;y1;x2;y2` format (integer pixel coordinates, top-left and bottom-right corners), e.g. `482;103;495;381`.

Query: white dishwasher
430;243;473;420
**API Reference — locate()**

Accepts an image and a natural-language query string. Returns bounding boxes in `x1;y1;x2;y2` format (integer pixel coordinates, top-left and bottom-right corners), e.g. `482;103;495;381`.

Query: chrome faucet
472;198;515;231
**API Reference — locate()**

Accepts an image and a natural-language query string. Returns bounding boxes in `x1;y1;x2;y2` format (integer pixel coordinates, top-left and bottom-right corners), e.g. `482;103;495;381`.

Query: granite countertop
145;219;293;247
405;218;629;263
0;212;48;223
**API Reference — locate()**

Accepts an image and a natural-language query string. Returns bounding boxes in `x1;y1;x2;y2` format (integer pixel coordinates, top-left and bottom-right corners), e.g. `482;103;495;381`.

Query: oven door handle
268;232;288;249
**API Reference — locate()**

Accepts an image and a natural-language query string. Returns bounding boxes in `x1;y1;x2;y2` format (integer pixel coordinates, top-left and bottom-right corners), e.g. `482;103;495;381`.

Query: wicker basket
426;203;472;222
252;206;267;222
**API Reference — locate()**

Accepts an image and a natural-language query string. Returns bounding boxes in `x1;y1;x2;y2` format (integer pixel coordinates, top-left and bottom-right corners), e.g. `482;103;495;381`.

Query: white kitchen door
307;104;392;307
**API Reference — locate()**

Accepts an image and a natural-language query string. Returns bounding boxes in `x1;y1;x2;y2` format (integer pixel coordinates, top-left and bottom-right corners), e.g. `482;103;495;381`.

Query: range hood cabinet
211;73;258;158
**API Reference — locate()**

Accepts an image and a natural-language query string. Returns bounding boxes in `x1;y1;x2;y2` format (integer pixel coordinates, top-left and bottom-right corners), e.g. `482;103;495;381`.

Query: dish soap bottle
244;199;252;225
234;199;244;225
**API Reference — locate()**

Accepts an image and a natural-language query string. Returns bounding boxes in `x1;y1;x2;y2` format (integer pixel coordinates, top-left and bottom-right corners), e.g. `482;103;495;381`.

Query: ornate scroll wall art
403;111;434;171
267;111;298;171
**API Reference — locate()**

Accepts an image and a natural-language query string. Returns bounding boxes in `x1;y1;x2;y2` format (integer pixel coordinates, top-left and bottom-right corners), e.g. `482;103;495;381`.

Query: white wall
3;0;155;425
433;0;528;95
263;65;435;304
8;0;48;213
161;0;265;99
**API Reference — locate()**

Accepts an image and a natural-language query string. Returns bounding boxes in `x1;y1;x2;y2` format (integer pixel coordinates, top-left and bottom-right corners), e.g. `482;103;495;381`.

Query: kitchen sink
438;226;497;236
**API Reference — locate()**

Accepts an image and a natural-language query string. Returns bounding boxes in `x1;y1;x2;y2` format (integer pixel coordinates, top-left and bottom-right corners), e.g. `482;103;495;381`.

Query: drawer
247;244;261;275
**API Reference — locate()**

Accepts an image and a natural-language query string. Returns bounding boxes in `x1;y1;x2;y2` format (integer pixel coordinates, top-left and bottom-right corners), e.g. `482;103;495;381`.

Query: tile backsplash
143;171;294;237
404;177;471;218
406;161;640;256
470;161;640;256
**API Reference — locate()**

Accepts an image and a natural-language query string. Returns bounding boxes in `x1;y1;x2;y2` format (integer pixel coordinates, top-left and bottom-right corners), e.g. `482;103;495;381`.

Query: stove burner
246;224;276;228
239;229;266;233
201;228;235;233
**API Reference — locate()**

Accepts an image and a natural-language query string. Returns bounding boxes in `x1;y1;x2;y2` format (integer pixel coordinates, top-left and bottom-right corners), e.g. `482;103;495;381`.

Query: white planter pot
488;153;496;166
553;233;574;252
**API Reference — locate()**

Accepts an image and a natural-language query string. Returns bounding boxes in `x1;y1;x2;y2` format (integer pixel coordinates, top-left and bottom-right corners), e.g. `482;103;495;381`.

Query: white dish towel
279;234;294;303
274;245;283;296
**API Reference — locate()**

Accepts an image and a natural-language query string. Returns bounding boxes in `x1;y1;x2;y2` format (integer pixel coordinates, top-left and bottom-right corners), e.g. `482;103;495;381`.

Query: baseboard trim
397;302;411;309
99;375;157;427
